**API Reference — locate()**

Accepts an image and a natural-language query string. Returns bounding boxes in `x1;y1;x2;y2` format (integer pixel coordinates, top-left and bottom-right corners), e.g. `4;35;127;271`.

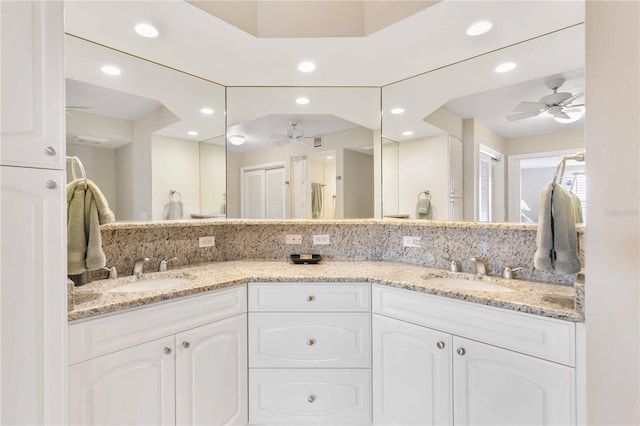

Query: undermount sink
422;276;515;293
108;277;192;293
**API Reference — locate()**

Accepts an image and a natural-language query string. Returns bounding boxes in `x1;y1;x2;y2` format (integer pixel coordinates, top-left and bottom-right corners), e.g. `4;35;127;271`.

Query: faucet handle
102;266;118;279
159;257;178;272
503;266;523;280
449;260;459;273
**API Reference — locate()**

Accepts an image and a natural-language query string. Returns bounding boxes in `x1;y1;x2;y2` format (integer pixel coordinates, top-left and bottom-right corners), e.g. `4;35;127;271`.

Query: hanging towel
416;192;433;220
571;192;584;223
311;183;324;219
166;200;183;220
67;179;115;275
533;183;581;274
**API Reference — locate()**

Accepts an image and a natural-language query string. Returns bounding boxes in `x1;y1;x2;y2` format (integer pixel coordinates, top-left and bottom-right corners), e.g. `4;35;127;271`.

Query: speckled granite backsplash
95;219;585;286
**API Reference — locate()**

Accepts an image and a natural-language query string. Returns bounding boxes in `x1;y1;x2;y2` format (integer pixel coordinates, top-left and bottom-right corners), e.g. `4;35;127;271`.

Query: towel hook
418;190;431;201
66;156;88;189
169;189;182;201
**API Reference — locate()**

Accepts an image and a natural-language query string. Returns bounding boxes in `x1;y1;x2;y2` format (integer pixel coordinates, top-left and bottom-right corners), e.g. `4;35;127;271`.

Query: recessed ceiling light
495;62;517;73
298;61;316;72
554;109;584;124
187;131;198;136
200;107;214;115
228;135;246;145
402;131;414;136
390;108;405;115
296;97;310;105
135;23;159;38
100;65;121;76
466;21;493;36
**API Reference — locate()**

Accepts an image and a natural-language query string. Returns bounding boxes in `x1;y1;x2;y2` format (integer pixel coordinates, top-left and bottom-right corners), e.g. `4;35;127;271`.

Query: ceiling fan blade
560;92;584;106
513;101;545;113
507;111;539;122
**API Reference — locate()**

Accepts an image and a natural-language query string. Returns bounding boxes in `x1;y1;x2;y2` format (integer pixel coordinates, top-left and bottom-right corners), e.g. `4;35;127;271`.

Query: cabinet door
0;1;64;169
176;314;248;425
373;314;452;425
449;198;463;221
69;336;176;426
453;336;575;426
448;136;463;198
1;167;66;425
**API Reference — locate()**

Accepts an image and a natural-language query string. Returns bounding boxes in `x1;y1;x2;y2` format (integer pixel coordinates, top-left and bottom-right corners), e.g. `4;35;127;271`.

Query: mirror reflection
226;87;381;219
64;35;226;221
382;24;585;223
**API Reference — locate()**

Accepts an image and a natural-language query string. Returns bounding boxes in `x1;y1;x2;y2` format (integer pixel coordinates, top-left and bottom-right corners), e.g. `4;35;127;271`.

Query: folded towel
533;183;581;274
67;179;115;275
416;198;433;220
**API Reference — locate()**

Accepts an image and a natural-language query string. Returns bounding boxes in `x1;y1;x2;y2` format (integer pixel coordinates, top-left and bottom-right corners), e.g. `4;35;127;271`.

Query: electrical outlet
403;236;422;248
199;236;216;248
313;234;330;245
285;235;302;244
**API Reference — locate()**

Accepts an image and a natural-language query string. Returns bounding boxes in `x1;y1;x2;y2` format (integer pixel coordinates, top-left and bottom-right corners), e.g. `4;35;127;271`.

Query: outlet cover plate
285;235;302;244
199;236;216;248
403;236;422;248
313;234;330;245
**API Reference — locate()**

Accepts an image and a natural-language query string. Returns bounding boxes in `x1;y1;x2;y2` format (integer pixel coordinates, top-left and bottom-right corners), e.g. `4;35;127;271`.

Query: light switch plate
199;236;216;248
313;234;330;245
285;235;302;244
403;236;422;248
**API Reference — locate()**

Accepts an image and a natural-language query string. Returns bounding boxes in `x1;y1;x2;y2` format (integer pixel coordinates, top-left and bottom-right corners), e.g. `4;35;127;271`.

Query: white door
0;0;64;169
243;169;266;218
453;336;575;426
1;167;66;425
372;314;452;425
176;314;248;426
69;336;176;426
448;136;463;198
265;167;286;218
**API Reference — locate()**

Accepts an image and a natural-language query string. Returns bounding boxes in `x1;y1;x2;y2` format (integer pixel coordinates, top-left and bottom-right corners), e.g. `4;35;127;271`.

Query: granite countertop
69;260;582;322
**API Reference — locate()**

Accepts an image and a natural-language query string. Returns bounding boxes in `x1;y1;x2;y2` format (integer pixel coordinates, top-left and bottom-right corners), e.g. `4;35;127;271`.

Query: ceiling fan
507;78;584;122
270;119;306;145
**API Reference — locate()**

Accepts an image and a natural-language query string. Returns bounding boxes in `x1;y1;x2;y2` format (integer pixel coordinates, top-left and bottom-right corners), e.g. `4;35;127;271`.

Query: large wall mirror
382;24;585;223
226;87;381;219
64;35;226;222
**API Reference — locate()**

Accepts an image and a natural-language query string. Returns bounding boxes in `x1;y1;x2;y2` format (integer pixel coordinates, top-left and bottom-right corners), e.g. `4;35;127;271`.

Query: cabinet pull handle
307;295;315;302
46;180;57;189
164;347;172;355
307;339;316;346
456;347;466;356
44;146;57;156
436;341;445;349
182;342;190;349
308;395;317;403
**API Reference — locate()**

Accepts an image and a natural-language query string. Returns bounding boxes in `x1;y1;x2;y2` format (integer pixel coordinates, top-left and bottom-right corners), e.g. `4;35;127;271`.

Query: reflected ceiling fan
507;78;584;122
270;119;306;145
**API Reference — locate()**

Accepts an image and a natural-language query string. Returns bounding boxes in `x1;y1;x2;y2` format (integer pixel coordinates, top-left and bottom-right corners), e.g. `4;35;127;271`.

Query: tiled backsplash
95;219;585;285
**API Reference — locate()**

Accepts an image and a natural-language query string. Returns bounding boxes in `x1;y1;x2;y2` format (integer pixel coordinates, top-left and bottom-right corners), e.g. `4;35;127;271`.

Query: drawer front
69;285;247;364
248;282;370;312
249;313;371;368
372;285;575;366
249;369;371;425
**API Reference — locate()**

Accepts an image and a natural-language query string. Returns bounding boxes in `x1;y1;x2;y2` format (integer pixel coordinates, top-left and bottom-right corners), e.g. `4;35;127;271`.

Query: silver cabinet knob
457;347;466;356
164;347;172;355
44;146;57;156
182;342;190;349
307;295;315;302
308;395;317;403
307;339;316;346
436;341;445;349
46;180;57;189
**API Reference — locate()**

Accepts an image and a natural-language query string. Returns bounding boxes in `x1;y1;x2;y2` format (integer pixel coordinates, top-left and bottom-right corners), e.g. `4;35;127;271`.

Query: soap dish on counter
290;254;322;264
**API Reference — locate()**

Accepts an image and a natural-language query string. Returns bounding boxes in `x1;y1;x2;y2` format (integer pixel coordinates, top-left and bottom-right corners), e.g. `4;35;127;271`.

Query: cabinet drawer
249;369;371;425
372;285;575;366
69;285;247;364
249;313;371;368
248;282;370;312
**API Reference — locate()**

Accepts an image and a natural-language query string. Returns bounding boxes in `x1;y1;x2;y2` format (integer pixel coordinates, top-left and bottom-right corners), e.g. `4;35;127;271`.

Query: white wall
199;142;226;215
66;144;118;218
151;135;200;220
382;141;399;216
66;110;133;143
585;2;639;424
424;106;463;140
342;149;373;218
506;129;583;156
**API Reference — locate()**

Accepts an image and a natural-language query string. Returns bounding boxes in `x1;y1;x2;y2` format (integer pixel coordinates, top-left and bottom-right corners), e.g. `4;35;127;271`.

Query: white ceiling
64;0;585;87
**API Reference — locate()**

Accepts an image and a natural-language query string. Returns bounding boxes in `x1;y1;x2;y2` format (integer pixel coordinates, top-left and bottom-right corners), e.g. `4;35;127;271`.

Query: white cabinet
0;0;64;169
453;336;575;426
177;315;248;426
69;286;248;426
448;136;463;199
372;314;452;425
69;336;176;425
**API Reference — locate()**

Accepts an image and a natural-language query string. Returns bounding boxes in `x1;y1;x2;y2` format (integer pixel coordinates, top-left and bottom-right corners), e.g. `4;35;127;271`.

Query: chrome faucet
133;257;150;277
158;257;178;272
470;257;487;276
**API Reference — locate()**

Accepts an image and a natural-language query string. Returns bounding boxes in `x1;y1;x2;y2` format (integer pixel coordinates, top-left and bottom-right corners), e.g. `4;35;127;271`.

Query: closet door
243;169;266;218
265;168;285;219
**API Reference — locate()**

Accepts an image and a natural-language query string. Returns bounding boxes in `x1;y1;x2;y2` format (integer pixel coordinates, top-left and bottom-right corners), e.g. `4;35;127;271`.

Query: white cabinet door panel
250;369;371;425
372;314;452;425
69;336;176;426
249;282;371;312
453;336;575;426
249;313;370;368
176;314;248;426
